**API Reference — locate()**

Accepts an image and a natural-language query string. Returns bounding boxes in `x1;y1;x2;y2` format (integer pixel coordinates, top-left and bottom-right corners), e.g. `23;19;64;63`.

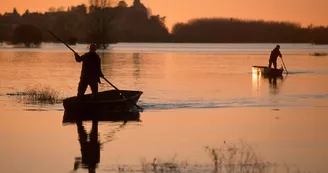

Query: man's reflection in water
269;77;277;87
74;120;100;173
268;77;284;95
72;119;129;173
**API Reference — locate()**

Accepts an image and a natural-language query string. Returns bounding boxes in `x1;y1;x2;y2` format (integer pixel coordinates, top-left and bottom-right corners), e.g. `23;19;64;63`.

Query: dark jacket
75;52;103;83
269;48;282;61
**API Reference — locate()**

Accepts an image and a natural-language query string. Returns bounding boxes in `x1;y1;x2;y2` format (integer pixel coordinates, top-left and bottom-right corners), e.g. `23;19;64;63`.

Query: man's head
89;43;97;52
276;45;280;49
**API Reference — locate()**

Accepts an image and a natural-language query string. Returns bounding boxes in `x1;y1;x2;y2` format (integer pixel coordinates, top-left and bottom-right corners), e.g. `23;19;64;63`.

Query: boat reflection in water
62;109;141;173
63;108;141;123
252;71;284;96
268;76;284;95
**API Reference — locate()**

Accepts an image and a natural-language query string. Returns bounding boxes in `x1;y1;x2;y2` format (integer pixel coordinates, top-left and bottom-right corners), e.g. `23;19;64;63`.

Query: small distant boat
252;66;284;77
63;90;143;112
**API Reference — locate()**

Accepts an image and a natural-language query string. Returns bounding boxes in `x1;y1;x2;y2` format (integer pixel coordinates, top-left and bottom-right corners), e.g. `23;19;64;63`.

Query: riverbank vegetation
7;85;62;104
113;141;313;173
171;18;328;44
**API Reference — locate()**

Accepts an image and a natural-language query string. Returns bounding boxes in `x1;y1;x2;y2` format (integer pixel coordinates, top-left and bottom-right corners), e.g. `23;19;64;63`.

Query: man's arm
279;51;282;57
98;57;104;78
74;53;85;62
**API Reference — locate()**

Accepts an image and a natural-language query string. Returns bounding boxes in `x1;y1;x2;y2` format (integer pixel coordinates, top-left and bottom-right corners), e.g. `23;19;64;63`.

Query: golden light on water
252;69;261;97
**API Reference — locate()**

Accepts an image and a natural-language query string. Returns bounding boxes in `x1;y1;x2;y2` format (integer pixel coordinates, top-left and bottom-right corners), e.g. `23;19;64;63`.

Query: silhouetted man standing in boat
268;45;282;69
75;43;104;99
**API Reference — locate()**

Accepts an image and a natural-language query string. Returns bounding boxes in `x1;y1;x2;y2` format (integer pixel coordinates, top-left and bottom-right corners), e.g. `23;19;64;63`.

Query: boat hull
252;66;284;77
62;90;143;124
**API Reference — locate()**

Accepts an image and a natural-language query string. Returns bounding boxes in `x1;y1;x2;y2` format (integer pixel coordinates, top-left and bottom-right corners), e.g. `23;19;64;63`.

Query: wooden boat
63;90;143;112
252;66;284;77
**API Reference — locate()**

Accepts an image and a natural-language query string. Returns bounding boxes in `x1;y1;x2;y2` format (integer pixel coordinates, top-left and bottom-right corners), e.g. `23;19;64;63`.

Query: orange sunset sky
1;0;328;30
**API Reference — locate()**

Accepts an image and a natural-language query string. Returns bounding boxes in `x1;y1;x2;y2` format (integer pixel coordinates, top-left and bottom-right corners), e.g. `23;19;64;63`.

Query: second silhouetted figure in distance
268;45;282;69
75;43;104;99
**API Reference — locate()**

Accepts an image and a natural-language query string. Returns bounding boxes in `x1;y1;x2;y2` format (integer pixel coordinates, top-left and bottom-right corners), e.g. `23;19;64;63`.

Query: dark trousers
77;79;98;98
268;60;277;69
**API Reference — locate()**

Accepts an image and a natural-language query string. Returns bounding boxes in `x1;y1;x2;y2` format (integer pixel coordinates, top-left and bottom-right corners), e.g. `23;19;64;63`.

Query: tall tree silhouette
87;0;115;49
12;8;20;16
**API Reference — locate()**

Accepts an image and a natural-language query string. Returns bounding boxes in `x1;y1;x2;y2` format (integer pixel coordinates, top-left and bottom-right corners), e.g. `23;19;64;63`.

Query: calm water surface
0;43;328;173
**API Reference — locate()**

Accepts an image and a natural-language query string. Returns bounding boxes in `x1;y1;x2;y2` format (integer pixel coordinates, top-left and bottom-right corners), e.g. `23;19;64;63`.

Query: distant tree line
0;0;170;47
1;1;328;47
171;18;328;44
